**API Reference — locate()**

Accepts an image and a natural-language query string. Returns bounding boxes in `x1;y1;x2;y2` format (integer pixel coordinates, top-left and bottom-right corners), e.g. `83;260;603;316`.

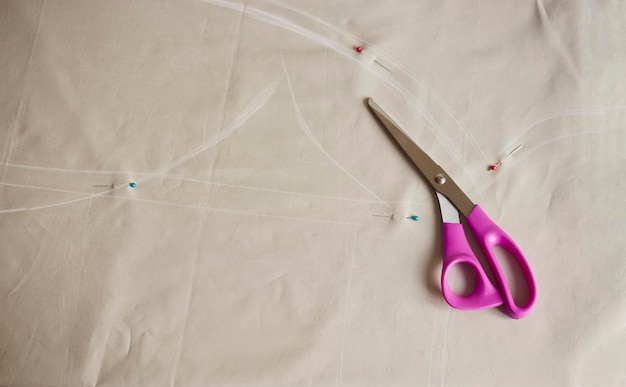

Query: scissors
368;99;536;319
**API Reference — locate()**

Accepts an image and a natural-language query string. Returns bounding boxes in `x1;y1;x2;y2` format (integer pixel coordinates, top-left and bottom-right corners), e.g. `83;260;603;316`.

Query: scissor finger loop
368;98;537;319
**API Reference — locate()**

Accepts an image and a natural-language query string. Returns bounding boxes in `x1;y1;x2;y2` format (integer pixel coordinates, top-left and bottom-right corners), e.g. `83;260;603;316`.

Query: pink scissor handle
465;205;536;319
441;206;537;319
441;223;504;312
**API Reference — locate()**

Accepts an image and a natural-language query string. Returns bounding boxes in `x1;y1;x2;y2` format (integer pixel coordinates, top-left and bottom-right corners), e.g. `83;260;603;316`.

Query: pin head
129;182;136;188
488;161;502;171
355;46;363;53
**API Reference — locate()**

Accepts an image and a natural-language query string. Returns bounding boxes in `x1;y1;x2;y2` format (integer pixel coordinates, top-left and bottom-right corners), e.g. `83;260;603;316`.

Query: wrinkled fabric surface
1;0;625;386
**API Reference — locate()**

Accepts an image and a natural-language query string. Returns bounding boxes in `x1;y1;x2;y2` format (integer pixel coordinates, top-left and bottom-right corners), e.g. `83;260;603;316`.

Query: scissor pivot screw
434;174;446;185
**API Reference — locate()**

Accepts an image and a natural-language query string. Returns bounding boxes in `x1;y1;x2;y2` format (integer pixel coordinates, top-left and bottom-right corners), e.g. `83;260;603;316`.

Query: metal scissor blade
368;98;475;217
436;192;461;224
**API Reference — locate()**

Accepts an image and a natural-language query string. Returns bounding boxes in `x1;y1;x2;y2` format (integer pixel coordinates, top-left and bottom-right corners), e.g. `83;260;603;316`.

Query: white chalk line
502;109;606;156
0;78;281;214
0;166;384;206
267;0;487;163
483;127;606;192
0;182;362;226
281;55;391;208
201;0;465;164
139;77;283;181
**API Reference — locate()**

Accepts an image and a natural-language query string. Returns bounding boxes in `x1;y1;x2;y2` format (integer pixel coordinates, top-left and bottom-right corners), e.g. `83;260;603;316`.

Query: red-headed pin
488;161;502;171
488;145;523;172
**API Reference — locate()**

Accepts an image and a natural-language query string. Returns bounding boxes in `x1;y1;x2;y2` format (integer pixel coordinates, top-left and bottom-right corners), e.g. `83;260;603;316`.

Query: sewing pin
507;144;524;157
488;162;501;171
372;58;392;72
372;214;394;219
406;215;420;221
489;144;523;171
354;45;392;72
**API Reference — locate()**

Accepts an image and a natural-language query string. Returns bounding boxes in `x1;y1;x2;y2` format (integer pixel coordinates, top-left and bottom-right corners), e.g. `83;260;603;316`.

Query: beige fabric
1;0;625;385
